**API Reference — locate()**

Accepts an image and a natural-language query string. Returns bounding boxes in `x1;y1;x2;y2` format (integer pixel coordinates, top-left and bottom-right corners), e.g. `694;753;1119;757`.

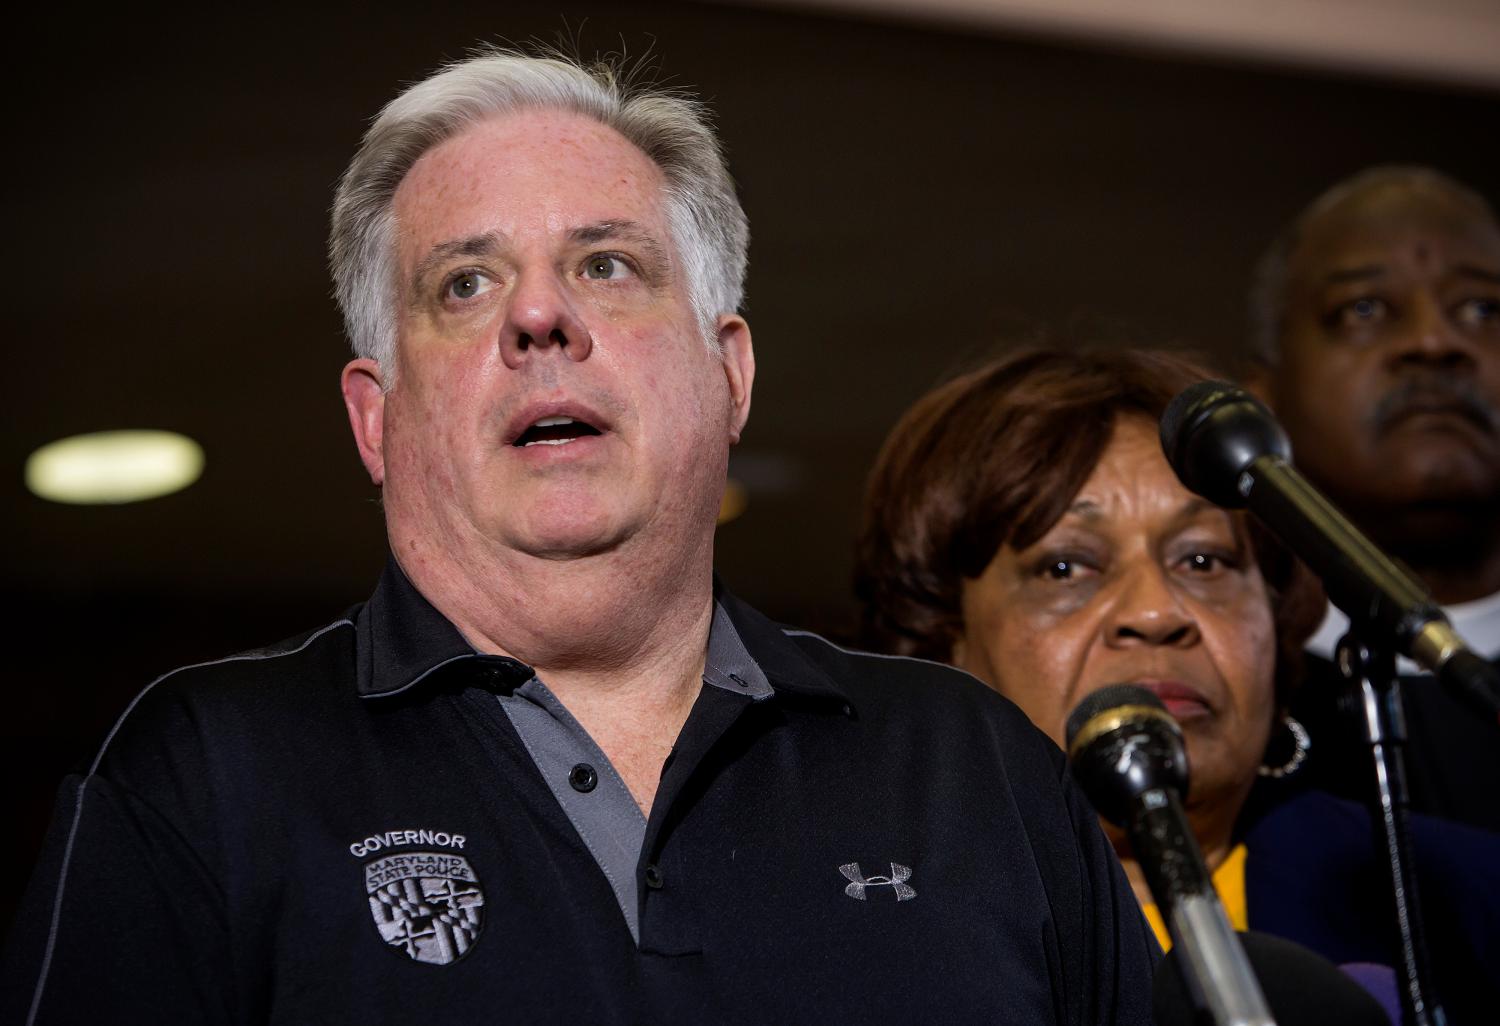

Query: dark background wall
5;1;1498;925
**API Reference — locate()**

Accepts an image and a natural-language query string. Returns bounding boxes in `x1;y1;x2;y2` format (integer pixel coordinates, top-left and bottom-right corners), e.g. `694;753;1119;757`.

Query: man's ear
717;315;755;444
341;358;387;486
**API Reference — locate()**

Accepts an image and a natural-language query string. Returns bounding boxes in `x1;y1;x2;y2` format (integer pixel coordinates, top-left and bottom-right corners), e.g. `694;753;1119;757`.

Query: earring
1258;715;1310;779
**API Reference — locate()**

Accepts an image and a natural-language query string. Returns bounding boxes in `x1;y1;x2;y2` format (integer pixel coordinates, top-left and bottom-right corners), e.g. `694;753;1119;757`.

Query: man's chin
498;505;641;561
1369;437;1499;505
514;528;629;562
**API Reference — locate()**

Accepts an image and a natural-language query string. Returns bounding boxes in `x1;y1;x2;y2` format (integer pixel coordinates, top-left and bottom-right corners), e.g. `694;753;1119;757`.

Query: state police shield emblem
364;851;485;964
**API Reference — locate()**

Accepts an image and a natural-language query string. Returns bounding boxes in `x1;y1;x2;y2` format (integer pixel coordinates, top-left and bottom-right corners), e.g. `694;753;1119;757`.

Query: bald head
1249;167;1498;368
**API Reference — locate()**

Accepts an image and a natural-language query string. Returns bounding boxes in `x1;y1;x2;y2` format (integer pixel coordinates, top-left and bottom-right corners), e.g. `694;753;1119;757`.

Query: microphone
1160;380;1500;723
1066;685;1274;1026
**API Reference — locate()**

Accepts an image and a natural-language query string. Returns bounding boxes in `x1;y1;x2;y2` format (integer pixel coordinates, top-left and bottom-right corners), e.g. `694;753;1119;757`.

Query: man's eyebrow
1323;264;1385;285
411;232;504;289
1322;263;1500;287
1453;264;1500;285
570;220;669;263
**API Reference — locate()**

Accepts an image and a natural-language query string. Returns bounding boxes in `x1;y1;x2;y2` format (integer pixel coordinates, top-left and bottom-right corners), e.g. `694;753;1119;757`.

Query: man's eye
1331;296;1389;328
445;271;495;301
1454;296;1500;329
583;254;632;281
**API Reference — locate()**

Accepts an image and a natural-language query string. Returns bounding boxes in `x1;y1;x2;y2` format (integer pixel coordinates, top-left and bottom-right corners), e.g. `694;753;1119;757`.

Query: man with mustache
1247;166;1500;830
2;49;1158;1024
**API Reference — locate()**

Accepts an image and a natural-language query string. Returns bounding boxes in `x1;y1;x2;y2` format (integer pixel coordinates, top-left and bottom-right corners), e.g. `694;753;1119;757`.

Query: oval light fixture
26;430;205;505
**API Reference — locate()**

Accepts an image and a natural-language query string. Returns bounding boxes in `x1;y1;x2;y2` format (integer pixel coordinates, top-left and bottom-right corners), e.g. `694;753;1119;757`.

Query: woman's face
953;415;1277;812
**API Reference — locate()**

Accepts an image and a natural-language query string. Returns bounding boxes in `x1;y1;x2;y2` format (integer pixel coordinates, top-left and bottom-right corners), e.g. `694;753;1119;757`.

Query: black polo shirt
5;562;1157;1025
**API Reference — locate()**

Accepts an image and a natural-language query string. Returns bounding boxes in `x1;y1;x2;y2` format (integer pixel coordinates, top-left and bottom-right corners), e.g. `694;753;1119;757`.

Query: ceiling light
26;430;205;505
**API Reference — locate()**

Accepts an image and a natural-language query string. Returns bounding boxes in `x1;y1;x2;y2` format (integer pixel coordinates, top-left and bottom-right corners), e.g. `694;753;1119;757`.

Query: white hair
329;48;749;378
1246;165;1494;369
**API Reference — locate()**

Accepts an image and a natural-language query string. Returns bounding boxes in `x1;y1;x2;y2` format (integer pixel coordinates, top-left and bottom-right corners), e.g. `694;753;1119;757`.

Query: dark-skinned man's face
1267;181;1500;547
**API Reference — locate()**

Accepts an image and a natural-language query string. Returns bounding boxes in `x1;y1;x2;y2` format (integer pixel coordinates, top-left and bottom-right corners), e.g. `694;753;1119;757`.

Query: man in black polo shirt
4;49;1157;1024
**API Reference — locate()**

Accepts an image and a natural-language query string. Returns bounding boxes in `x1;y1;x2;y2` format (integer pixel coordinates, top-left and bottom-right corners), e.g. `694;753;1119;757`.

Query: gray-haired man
5;50;1157;1024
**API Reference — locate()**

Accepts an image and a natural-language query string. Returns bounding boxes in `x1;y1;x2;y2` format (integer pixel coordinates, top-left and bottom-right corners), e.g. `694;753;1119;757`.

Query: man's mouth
1373;381;1498;437
512;416;603;447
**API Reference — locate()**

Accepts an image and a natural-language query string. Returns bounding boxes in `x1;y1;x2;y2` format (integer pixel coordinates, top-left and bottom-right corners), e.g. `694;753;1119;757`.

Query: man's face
1268;182;1500;524
343;110;752;569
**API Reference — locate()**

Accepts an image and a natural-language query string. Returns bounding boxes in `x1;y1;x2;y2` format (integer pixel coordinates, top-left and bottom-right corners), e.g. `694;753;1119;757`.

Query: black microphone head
1159;380;1291;509
1064;684;1188;829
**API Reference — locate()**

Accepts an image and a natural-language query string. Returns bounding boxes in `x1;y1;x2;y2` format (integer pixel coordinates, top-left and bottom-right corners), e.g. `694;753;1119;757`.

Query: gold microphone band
1067;704;1181;762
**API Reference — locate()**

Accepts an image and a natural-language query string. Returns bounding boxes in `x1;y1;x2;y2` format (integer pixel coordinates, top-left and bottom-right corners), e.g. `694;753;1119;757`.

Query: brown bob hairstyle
854;346;1324;702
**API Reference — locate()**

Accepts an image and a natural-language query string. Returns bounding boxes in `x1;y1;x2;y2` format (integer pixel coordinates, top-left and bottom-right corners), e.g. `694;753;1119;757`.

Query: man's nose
1104;563;1200;649
498;272;594;369
1388;291;1476;371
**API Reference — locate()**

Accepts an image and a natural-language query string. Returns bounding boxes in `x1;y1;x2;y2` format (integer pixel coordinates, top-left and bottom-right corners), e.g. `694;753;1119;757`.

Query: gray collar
702;600;774;700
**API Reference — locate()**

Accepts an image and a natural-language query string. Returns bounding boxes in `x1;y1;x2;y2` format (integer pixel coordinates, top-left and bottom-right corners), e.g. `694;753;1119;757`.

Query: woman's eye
1181;552;1229;574
1454;296;1500;330
583;254;632;281
1038;556;1096;581
446;271;494;301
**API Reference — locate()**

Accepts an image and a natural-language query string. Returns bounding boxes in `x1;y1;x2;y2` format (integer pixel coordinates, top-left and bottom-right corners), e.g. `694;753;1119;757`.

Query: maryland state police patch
364;851;485;965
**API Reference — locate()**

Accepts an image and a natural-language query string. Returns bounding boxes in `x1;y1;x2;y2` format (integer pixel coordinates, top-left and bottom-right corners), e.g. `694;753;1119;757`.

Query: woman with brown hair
855;346;1498;1023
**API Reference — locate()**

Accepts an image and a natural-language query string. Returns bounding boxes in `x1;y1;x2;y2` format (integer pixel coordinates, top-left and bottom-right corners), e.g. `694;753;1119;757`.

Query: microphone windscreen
1064;684;1187;829
1158;380;1228;472
1064;683;1165;750
1158;380;1290;509
1152;930;1393;1026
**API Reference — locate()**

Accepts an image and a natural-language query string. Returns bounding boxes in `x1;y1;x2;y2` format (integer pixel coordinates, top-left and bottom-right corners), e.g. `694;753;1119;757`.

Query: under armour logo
840;862;916;901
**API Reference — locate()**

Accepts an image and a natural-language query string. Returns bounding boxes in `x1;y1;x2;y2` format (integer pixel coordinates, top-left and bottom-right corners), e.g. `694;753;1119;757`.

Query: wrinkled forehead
390;109;674;271
1291;181;1500;277
1071;415;1210;512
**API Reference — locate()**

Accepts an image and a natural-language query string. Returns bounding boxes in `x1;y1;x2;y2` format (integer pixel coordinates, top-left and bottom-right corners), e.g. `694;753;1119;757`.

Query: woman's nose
1104;563;1200;648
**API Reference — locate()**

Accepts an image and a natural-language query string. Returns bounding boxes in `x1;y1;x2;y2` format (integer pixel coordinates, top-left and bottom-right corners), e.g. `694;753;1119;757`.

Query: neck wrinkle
393;516;719;685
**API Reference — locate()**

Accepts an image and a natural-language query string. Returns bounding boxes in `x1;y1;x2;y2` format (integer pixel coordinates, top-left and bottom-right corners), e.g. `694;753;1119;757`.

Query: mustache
1370;374;1500;436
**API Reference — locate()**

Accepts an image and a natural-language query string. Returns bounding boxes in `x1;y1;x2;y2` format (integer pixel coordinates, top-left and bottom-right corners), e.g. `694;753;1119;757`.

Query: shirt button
568;763;598;793
643;864;664;889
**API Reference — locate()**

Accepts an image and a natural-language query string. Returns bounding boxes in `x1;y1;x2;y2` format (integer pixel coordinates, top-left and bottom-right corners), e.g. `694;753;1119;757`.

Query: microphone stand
1134;788;1276;1026
1335;631;1447;1026
1067;686;1275;1026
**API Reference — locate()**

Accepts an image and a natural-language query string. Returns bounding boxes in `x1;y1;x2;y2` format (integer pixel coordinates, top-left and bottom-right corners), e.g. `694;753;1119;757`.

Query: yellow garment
1141;843;1249;951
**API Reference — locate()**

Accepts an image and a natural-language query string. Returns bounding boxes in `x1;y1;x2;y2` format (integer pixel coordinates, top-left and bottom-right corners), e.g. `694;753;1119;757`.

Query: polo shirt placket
493;601;775;945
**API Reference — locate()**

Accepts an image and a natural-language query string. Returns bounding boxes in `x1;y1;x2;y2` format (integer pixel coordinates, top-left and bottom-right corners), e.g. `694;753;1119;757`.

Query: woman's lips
1136;680;1212;720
